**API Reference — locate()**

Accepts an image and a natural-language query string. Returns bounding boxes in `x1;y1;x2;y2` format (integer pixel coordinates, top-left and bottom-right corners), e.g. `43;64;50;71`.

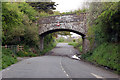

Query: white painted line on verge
71;55;80;60
91;73;103;78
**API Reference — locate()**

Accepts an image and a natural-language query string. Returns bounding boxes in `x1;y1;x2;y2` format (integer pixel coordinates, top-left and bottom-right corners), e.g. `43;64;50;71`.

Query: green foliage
2;3;23;27
16;51;37;57
57;37;65;42
87;2;120;47
40;42;56;55
40;34;56;55
39;11;52;17
73;39;76;42
55;31;71;36
68;42;78;47
37;8;87;18
85;2;120;74
2;2;39;47
28;2;56;14
18;2;38;21
1;2;57;70
38;11;61;17
83;2;120;74
23;25;39;47
2;3;23;45
2;2;57;59
78;46;82;52
16;45;37;57
81;52;92;59
61;9;87;15
2;48;18;69
44;34;54;46
68;42;82;52
81;43;120;73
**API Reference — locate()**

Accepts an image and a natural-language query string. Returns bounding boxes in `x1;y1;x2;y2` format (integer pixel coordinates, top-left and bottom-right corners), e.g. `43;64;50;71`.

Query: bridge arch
39;28;89;54
38;13;89;53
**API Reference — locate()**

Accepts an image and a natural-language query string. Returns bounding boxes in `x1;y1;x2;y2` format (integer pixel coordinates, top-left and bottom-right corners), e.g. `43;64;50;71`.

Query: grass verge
81;42;120;74
40;42;57;55
68;42;82;52
2;48;18;69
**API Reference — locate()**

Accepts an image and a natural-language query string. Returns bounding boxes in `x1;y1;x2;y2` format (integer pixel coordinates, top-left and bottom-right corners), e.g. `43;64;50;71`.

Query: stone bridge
38;13;89;53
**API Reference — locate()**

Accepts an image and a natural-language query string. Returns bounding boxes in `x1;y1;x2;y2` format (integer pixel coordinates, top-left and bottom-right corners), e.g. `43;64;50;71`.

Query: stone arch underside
39;29;85;37
39;22;86;37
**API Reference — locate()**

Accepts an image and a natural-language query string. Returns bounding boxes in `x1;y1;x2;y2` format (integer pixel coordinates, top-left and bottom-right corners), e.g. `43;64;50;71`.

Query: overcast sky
52;0;84;13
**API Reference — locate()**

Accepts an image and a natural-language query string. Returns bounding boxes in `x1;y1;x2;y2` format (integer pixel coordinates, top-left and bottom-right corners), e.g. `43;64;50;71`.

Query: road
1;43;120;79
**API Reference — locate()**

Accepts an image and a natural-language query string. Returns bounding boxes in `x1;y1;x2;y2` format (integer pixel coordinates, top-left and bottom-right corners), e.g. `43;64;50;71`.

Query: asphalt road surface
1;43;120;79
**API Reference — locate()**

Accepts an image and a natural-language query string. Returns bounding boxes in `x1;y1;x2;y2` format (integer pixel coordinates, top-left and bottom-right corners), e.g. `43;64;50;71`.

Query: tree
2;2;23;45
87;2;120;46
27;2;57;14
2;2;39;46
18;2;38;21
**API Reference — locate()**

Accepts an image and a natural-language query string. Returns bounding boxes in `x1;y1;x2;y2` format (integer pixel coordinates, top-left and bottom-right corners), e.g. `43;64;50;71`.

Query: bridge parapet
38;13;86;24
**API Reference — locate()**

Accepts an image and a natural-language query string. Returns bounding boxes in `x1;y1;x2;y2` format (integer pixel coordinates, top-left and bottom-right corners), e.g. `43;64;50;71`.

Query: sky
52;0;84;13
70;32;81;37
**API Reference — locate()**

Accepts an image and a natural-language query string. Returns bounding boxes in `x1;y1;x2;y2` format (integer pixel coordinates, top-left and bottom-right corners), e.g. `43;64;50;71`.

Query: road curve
2;43;120;79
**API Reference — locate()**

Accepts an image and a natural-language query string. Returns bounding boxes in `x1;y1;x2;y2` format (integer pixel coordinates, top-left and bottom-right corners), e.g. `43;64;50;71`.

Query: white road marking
66;74;69;77
60;57;72;80
91;73;103;78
